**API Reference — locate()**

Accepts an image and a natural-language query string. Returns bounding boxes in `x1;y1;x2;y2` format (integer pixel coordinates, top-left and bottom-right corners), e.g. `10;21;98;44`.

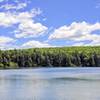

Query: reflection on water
0;68;100;100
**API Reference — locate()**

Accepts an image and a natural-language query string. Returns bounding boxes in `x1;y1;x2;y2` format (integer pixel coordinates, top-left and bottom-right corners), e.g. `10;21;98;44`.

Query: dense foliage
0;46;100;69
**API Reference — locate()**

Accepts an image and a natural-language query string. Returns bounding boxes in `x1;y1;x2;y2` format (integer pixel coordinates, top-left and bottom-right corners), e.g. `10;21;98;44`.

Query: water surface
0;67;100;100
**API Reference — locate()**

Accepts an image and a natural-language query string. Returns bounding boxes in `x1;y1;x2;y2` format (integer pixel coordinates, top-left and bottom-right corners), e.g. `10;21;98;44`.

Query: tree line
0;46;100;69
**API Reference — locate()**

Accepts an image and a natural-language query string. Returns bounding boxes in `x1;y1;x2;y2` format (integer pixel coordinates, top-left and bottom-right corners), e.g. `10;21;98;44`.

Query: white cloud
0;8;41;27
0;12;18;27
0;44;17;50
0;8;47;38
0;0;49;49
0;0;30;10
0;39;53;50
49;22;100;46
14;8;47;38
15;22;48;38
0;36;15;50
0;3;27;10
22;40;52;48
0;36;14;44
85;35;100;46
0;0;47;38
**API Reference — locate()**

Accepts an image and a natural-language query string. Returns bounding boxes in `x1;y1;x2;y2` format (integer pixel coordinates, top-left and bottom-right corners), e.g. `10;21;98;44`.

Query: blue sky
0;0;100;49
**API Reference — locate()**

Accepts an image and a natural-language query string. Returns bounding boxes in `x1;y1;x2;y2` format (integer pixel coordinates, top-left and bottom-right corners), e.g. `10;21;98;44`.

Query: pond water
0;67;100;100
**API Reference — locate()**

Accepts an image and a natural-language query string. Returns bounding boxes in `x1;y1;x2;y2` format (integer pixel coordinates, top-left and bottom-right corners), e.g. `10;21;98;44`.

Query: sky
0;0;100;49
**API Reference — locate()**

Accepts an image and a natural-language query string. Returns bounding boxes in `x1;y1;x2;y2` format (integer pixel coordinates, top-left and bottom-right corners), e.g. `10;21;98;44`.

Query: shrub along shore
0;46;100;69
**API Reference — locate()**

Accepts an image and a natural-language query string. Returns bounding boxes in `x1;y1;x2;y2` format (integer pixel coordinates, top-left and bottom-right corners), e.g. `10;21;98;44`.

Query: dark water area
0;67;100;100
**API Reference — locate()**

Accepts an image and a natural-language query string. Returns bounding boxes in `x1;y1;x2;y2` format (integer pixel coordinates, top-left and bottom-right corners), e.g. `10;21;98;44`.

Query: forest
0;46;100;69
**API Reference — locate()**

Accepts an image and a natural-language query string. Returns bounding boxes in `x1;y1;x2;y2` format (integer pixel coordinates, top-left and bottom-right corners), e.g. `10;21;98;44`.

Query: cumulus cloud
22;40;52;48
49;21;100;46
0;0;47;38
15;20;48;38
15;8;47;38
0;36;14;44
0;8;47;38
0;0;49;49
0;36;15;50
0;12;18;27
0;8;41;27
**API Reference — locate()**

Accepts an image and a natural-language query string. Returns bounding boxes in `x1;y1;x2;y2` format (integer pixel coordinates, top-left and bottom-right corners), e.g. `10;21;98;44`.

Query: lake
0;67;100;100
